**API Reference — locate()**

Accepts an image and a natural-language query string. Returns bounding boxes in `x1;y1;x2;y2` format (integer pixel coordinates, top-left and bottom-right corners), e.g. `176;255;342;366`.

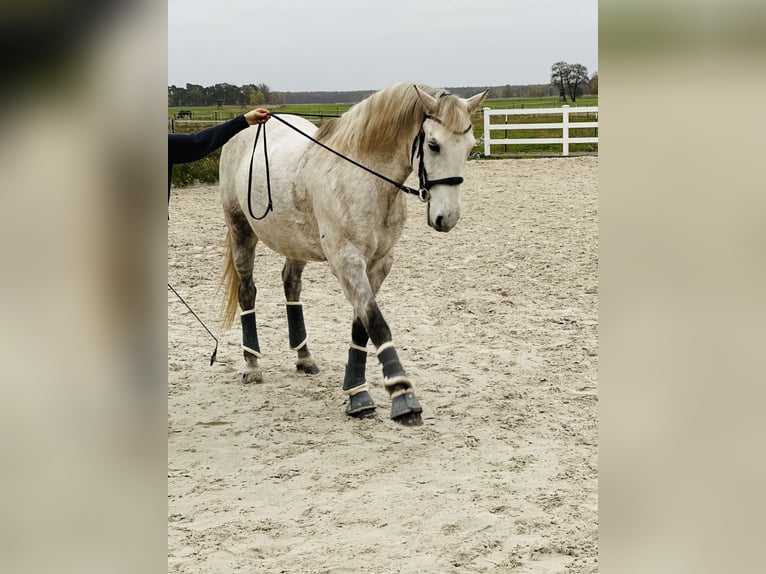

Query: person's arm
168;108;269;165
168;115;248;165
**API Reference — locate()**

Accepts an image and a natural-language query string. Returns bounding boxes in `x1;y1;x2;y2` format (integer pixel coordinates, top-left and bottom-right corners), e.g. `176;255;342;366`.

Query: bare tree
256;83;272;104
566;64;590;102
551;61;570;102
550;61;590;102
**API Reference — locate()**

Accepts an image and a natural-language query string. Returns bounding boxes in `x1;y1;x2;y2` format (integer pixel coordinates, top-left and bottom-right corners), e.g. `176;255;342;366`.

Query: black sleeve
168;115;249;165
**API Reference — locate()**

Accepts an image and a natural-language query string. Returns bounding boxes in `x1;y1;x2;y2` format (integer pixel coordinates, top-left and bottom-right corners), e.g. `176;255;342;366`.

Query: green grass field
168;96;597;122
169;95;598;187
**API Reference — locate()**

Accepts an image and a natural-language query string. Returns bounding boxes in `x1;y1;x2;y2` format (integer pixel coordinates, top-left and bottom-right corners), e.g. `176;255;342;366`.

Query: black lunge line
246;112;467;218
269;113;426;198
168;283;219;366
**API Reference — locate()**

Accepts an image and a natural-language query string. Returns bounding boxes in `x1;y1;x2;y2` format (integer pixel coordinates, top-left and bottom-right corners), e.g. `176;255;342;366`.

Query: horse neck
367;132;419;185
361;119;424;187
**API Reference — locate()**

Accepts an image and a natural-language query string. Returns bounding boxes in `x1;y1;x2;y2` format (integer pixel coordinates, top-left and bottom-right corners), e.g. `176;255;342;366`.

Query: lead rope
267;113;430;201
247;123;273;220
246;114;429;223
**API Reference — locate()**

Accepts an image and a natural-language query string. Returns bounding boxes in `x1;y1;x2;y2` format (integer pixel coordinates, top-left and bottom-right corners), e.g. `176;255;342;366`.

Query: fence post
562;105;570;157
504;115;508;154
483;107;491;157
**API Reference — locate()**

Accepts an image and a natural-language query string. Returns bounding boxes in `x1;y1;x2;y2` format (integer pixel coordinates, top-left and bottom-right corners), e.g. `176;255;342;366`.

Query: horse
218;83;488;426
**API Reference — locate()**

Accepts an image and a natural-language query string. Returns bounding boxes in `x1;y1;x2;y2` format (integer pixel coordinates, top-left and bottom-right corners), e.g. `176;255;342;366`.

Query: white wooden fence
482;105;598;157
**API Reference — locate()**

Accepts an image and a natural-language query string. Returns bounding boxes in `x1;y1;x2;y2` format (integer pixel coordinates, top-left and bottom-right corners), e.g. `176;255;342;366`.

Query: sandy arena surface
168;157;598;573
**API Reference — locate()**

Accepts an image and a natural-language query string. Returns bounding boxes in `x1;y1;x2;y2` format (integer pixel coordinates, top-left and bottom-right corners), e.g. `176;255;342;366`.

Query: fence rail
482;106;598;157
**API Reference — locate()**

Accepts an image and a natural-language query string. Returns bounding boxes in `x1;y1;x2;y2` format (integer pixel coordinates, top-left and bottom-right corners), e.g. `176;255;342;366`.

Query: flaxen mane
315;83;466;158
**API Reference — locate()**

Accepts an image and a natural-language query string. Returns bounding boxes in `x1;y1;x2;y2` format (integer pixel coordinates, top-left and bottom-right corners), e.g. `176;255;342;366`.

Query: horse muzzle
427;201;460;232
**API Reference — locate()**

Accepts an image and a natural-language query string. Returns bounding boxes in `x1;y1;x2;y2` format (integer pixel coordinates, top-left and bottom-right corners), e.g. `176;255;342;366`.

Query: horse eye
428;140;440;153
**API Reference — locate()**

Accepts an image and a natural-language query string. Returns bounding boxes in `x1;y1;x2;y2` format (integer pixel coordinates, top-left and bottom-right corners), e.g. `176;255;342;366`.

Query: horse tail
221;230;240;330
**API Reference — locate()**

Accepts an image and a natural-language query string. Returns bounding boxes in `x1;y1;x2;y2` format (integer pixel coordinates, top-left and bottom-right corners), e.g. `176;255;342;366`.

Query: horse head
414;86;488;232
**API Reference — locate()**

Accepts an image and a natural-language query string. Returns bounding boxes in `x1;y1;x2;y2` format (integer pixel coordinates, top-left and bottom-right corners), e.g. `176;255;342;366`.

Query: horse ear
464;89;489;114
414;85;438;114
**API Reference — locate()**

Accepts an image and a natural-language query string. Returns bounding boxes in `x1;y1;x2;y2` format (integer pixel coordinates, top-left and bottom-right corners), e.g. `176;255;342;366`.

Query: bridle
410;113;472;202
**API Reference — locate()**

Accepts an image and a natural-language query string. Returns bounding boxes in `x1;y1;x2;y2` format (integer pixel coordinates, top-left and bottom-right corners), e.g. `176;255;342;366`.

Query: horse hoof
346;390;377;418
296;362;320;375
393;411;423;426
242;371;263;384
350;408;377;420
390;392;423;426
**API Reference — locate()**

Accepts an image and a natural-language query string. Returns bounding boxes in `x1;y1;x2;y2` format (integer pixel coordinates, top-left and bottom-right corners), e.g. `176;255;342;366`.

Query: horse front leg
282;259;319;374
369;305;424;426
342;316;376;418
335;251;423;426
343;255;392;419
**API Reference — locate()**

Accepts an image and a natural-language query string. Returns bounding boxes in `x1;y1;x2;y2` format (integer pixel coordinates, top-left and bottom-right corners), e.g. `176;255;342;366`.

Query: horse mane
315;83;463;158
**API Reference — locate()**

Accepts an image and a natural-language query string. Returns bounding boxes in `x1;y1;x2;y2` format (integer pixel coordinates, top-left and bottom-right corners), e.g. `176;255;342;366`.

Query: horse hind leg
282;259;319;374
223;211;263;384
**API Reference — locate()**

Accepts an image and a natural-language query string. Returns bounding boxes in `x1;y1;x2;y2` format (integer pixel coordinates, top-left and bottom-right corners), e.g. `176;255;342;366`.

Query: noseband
410;114;472;202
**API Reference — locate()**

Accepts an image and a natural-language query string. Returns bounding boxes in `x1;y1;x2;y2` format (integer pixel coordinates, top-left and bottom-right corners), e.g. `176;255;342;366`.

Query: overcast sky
168;0;597;92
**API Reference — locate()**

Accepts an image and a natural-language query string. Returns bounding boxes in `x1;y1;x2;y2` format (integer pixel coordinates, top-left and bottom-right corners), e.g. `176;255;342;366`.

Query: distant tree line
168;83;273;106
276;85;572;103
270;90;375;104
168;78;597;108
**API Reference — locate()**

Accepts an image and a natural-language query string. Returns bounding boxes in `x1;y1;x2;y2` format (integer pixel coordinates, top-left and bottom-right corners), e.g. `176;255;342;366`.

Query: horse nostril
435;215;444;229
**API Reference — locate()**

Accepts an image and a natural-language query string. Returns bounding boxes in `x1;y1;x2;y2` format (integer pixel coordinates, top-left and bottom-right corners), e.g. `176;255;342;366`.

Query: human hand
244;108;270;125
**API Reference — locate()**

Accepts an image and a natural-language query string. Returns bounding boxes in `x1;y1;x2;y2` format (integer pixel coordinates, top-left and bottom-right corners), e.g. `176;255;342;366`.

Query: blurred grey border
600;1;765;573
0;1;167;573
1;1;764;572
